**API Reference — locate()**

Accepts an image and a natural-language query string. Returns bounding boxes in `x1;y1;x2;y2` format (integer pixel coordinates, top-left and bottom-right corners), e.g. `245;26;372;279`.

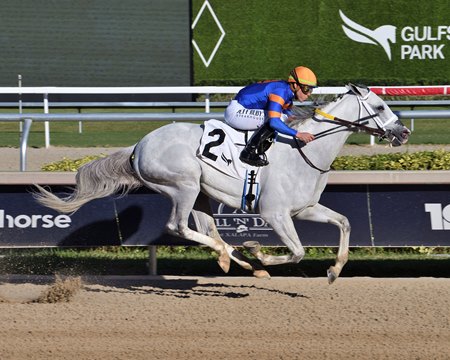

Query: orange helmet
288;66;317;87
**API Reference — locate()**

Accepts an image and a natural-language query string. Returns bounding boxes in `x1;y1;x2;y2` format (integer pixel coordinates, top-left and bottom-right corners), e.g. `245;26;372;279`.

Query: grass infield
0;111;448;147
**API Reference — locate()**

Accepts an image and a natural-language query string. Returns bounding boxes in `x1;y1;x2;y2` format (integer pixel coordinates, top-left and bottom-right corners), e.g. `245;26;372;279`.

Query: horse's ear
346;83;369;97
346;83;361;96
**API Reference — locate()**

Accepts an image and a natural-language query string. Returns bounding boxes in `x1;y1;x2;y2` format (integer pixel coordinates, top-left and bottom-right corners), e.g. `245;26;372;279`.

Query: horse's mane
288;94;344;129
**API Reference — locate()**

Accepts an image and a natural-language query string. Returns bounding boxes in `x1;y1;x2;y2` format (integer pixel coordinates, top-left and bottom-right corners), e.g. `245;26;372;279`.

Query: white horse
34;84;410;283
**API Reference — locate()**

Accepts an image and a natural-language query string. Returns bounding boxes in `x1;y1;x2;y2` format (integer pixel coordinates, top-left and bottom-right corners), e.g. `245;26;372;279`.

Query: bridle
311;91;394;139
295;92;394;174
312;108;385;139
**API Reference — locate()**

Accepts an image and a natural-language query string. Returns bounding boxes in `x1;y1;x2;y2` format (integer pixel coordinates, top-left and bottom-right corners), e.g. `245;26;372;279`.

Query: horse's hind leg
160;184;231;273
295;203;350;284
192;193;270;278
244;210;306;266
160;182;266;276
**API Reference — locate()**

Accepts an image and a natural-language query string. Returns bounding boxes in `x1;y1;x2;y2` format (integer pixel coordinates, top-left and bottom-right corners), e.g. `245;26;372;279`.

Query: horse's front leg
295;203;350;284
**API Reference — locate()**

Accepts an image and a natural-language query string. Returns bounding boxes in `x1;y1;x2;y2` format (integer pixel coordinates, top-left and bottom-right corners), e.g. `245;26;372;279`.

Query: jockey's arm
267;93;297;136
267;94;314;142
269;117;297;137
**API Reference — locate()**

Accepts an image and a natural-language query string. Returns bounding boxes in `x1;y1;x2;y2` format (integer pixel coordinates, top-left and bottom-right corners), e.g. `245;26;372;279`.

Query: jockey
224;66;317;167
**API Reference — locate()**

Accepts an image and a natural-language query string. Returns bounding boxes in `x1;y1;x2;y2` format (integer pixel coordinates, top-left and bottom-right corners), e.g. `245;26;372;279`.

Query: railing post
19;118;33;172
148;245;158;275
205;93;210;113
78;108;83;134
18;74;23;133
44;93;50;148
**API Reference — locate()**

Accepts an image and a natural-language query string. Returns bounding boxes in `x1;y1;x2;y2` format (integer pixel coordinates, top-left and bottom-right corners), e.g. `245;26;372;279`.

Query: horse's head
346;83;411;146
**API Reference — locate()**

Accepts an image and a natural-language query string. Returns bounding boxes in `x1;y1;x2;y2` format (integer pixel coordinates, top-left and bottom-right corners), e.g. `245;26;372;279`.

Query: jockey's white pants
224;100;266;130
224;100;288;131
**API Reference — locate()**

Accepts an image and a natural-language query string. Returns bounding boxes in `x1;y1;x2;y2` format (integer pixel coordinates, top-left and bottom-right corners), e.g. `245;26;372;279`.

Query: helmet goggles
289;68;317;95
298;83;315;95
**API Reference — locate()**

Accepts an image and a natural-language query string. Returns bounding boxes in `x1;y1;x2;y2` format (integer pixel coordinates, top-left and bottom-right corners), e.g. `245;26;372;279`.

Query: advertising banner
0;184;448;248
212;185;373;247
370;185;450;246
193;0;450;86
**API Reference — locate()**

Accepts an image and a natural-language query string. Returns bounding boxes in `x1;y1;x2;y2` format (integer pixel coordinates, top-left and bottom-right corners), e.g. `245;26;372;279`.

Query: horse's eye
376;105;385;111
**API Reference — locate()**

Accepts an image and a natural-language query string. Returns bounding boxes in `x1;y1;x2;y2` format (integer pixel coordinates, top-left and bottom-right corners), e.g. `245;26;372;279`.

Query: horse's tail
33;146;142;214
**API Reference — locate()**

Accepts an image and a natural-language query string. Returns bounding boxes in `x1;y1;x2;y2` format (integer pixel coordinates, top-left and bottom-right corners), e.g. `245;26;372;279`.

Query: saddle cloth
197;119;264;212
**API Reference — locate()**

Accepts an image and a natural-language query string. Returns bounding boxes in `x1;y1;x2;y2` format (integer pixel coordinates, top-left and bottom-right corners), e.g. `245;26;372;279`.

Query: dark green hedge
42;151;450;171
331;151;450;170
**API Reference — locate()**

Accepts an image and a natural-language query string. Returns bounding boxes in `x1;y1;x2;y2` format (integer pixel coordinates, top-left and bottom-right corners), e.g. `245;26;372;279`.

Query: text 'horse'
34;84;410;283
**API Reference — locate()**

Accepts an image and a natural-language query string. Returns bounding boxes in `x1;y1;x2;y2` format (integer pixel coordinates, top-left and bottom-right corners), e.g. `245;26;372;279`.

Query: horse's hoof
327;267;338;284
253;269;271;279
243;241;261;255
218;251;231;273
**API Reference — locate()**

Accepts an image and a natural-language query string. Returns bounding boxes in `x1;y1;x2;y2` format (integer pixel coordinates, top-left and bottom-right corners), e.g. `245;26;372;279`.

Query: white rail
2;85;347;149
6;108;449;172
0;85;450;148
1;86;449;170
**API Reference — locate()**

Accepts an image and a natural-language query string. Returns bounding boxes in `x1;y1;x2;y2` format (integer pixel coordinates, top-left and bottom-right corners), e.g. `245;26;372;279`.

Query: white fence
4;85;343;149
0;86;449;171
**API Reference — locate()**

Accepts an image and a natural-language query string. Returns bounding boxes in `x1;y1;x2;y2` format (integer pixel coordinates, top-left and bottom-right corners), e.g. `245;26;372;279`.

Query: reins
295;138;330;174
313;108;385;138
294;101;385;174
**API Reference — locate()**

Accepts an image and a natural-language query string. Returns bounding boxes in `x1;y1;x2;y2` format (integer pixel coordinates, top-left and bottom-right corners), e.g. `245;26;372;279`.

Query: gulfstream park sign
339;10;450;61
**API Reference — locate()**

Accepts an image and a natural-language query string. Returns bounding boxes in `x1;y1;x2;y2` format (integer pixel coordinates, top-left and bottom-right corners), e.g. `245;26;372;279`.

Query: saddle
197;119;270;212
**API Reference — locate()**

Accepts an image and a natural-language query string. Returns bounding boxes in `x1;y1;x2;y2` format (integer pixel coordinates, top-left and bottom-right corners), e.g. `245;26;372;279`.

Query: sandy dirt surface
1;144;450;171
0;275;449;360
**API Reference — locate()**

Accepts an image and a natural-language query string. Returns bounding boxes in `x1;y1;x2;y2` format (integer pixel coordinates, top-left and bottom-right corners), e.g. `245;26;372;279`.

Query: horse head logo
339;10;396;61
221;153;232;166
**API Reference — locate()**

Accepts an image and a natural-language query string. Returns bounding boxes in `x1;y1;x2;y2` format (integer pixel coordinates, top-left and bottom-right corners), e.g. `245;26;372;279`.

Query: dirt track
0;276;449;359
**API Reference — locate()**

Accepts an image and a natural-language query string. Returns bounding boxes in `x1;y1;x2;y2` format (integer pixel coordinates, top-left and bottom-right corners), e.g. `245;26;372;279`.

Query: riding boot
240;123;275;167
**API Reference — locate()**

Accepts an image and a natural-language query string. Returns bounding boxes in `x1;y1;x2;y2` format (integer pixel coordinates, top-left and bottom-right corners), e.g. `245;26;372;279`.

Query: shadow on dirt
82;277;310;299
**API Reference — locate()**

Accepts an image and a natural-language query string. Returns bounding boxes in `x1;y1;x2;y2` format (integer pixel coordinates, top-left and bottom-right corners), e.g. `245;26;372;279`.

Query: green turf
0;106;226;147
0;114;448;148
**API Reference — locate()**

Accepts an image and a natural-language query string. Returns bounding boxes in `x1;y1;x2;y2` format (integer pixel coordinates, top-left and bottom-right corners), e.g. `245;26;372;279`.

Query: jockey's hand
296;132;315;143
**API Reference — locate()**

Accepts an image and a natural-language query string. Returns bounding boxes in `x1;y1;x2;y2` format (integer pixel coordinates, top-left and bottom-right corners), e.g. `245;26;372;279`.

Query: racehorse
34;84;410;283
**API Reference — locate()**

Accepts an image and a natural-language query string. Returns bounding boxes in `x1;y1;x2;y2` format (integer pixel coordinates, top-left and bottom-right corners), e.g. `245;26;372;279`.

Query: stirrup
240;151;269;167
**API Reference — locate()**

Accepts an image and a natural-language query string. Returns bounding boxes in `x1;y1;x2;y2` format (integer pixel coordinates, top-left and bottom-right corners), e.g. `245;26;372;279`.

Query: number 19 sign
425;203;450;230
